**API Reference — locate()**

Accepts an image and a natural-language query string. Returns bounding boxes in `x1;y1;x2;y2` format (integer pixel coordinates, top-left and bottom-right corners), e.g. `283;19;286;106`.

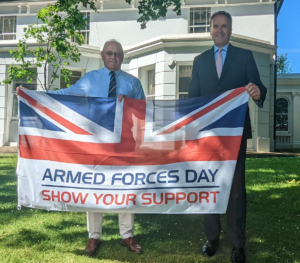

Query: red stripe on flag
19;135;242;165
19;89;92;135
157;87;246;135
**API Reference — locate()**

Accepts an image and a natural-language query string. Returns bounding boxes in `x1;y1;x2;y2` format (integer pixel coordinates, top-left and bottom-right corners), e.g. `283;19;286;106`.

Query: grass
0;154;300;263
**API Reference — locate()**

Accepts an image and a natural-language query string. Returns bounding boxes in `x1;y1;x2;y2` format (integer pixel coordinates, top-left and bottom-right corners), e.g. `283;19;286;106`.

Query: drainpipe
274;0;284;152
274;2;278;152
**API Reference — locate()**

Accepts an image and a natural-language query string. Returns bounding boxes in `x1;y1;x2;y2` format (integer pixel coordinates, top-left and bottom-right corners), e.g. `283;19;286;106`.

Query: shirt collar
214;43;230;53
103;66;122;76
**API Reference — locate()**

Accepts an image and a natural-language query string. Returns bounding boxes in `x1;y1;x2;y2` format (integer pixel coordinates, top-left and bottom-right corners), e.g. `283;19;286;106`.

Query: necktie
216;48;223;79
108;71;116;97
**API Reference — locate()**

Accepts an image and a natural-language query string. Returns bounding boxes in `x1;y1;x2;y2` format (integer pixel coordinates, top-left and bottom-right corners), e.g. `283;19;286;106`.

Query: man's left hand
245;82;261;101
117;94;128;102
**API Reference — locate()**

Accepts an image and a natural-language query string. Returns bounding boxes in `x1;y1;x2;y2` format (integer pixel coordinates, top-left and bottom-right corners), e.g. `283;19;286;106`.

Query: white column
292;92;300;148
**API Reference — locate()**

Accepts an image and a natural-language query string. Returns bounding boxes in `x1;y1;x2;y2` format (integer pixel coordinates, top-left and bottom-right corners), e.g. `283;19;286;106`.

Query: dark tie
108;71;116;97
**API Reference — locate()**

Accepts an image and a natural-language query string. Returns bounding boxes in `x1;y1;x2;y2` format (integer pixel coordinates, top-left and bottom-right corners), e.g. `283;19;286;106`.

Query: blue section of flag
200;103;248;131
151;93;221;132
46;94;116;132
20;101;65;132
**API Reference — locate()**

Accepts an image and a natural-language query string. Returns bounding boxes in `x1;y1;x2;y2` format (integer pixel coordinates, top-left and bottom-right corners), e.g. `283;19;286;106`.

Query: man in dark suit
188;11;267;263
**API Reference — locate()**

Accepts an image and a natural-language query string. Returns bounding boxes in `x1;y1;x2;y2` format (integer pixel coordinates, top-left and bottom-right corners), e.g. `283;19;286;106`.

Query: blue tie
108;71;116;97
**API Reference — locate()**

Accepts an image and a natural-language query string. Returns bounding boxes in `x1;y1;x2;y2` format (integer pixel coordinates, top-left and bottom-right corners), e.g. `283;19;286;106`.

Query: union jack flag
18;87;248;165
17;87;249;214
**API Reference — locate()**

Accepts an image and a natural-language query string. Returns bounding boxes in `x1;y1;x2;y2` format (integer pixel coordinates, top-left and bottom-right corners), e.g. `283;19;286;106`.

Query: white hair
102;39;123;54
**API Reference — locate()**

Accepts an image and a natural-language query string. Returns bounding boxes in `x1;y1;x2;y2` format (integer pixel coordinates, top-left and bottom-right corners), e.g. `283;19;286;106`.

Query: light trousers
87;212;135;240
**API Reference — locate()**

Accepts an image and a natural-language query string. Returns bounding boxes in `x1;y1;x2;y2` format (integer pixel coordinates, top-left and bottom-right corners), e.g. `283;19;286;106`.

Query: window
11;70;37;118
276;98;288;131
0;16;16;40
141;67;155;100
145;69;155;100
60;70;83;89
177;65;192;99
189;7;211;33
72;12;90;45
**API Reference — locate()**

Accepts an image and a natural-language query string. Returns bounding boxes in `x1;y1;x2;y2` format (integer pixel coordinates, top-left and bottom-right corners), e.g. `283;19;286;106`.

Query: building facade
276;74;300;149
0;0;284;151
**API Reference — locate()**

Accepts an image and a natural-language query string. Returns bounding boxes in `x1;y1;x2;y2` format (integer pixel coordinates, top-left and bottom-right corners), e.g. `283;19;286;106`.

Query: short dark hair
210;11;232;26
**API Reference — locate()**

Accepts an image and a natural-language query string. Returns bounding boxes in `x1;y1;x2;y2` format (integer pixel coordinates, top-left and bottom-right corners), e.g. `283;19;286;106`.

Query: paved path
0;146;18;154
1;146;299;157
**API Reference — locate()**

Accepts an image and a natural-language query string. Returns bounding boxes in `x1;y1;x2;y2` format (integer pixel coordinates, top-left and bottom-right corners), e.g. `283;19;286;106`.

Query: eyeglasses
104;51;123;58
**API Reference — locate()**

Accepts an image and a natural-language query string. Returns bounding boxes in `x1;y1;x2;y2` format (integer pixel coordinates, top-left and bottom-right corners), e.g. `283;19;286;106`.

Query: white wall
89;9;189;47
16;16;38;40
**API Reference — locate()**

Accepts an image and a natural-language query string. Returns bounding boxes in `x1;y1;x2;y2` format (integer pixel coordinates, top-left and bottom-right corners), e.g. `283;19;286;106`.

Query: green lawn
1;154;300;263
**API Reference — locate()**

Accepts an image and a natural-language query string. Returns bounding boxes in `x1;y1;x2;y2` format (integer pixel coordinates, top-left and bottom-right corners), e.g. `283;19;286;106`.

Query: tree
3;0;98;90
276;53;292;74
2;0;182;90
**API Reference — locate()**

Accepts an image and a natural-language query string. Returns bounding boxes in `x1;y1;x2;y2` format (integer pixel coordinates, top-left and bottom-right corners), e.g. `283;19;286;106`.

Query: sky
277;0;300;73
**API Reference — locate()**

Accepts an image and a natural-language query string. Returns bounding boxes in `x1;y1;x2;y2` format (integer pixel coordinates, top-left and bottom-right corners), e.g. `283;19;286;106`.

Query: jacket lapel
207;46;219;80
220;43;237;80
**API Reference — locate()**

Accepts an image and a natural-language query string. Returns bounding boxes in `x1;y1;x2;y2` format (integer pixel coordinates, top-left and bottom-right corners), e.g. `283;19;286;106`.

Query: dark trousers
204;139;247;248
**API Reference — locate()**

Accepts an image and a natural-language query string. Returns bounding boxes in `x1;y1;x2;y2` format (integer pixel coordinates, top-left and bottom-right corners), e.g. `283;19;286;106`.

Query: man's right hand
16;86;27;96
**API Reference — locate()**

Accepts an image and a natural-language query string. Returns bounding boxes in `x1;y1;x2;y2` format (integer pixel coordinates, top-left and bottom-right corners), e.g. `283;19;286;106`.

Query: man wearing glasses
17;39;145;257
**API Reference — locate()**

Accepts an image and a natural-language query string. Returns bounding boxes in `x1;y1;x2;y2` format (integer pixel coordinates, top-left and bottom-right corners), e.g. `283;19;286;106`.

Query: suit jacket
188;43;267;139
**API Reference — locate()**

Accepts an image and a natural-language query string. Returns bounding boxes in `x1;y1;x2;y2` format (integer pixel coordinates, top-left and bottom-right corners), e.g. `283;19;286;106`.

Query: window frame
0;16;17;40
275;97;290;133
59;68;85;89
189;7;211;34
72;12;90;45
139;65;156;100
176;62;193;99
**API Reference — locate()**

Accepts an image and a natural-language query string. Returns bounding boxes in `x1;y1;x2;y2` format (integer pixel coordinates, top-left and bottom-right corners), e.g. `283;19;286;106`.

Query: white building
0;0;285;151
276;74;300;149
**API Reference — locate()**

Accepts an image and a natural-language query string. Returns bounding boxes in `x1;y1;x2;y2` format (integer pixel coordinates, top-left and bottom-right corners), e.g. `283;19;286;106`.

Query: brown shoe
121;237;143;253
85;238;101;257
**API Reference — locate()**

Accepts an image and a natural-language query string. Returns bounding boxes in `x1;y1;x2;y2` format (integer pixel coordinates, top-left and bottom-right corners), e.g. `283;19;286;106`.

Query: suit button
217;86;221;90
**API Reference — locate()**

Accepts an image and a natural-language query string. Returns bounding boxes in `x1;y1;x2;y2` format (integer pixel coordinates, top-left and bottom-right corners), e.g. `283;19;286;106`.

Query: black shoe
231;247;246;263
202;240;219;257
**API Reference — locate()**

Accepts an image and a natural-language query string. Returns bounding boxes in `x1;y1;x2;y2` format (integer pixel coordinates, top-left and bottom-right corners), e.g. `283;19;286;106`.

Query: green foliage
276;53;292;74
2;0;97;91
125;0;183;29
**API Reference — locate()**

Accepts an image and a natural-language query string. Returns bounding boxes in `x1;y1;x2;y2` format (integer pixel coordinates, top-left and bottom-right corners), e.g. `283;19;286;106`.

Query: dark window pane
86;31;89;45
12;94;18;117
60;70;82;89
179;93;188;99
194;8;201;25
276;98;288;131
15;83;37;90
4;34;16;40
194;27;206;33
71;70;82;77
0;16;2;34
276;98;288;113
3;16;16;33
69;76;81;85
276;115;288;131
179;77;191;92
207;8;211;22
190;9;194;26
86;12;90;30
200;7;207;25
189;27;193;33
